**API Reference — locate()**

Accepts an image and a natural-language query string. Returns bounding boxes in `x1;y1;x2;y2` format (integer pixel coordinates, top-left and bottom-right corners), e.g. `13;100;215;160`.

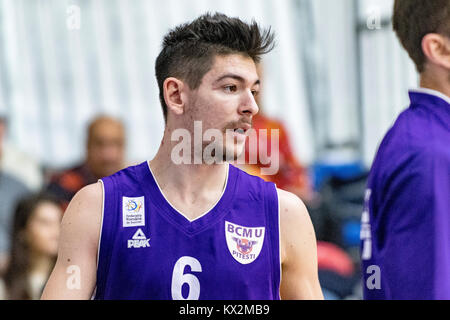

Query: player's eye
224;85;237;93
251;90;259;97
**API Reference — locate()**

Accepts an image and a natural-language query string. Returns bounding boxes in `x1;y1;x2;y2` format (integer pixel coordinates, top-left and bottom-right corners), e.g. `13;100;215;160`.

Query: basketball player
361;1;450;299
42;13;324;300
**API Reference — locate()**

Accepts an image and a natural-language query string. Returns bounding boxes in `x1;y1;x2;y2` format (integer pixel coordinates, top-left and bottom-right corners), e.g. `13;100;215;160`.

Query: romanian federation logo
122;196;145;227
125;199;142;213
225;221;265;265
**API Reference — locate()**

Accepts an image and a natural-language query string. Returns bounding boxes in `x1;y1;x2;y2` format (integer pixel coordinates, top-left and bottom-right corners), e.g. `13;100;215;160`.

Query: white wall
311;0;360;150
357;0;418;167
0;0;420;171
0;0;314;168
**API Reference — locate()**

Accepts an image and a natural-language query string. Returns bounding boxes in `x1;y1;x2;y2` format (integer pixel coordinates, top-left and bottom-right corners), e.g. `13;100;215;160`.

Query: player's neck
420;69;450;100
150;152;228;190
149;137;229;218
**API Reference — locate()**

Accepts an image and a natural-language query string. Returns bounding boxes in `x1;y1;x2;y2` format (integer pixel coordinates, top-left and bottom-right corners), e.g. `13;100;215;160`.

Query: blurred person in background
46;115;126;209
0;114;43;191
0;193;62;300
237;64;315;204
0;115;31;273
361;0;450;299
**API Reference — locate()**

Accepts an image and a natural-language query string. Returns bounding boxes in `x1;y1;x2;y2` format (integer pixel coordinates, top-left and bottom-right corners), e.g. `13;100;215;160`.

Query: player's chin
222;143;245;162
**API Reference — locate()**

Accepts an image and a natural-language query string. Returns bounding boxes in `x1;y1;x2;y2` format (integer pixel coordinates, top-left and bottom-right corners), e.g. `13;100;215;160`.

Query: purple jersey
361;89;450;299
94;162;281;300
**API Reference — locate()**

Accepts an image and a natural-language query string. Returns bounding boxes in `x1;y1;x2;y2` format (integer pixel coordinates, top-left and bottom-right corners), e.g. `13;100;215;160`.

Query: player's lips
231;124;251;143
233;123;251;134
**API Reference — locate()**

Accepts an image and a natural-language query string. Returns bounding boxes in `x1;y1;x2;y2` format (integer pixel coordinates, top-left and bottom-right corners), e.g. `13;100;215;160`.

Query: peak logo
128;228;150;248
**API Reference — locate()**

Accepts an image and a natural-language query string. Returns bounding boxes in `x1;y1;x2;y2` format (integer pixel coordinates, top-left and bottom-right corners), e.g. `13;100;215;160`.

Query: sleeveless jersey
94;161;281;300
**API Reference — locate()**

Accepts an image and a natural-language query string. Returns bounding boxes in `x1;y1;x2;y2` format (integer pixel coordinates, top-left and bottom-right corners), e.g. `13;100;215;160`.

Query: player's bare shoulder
277;188;310;232
276;188;315;263
64;182;103;220
60;182;103;253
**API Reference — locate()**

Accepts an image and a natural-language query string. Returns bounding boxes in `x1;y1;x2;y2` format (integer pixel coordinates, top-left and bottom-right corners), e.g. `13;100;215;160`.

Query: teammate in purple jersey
42;13;323;300
361;0;450;300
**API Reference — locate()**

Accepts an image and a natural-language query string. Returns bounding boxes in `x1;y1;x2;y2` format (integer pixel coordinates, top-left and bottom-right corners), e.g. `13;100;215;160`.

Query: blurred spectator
0;116;31;271
317;241;354;277
46;115;126;209
236;64;315;204
0;174;29;273
313;170;368;249
0;193;62;300
240;112;315;203
311;168;367;300
0;115;44;191
316;241;360;300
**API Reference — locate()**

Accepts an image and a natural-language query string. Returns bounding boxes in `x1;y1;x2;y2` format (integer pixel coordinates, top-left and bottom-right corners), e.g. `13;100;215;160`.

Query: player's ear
163;77;187;117
422;34;450;70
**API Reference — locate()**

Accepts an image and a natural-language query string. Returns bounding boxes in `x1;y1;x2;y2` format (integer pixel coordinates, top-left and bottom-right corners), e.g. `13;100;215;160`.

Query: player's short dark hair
393;0;450;73
155;12;275;122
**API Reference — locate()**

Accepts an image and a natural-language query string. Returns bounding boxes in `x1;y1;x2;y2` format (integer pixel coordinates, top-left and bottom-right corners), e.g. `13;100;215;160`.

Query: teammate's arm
278;188;324;300
41;182;103;299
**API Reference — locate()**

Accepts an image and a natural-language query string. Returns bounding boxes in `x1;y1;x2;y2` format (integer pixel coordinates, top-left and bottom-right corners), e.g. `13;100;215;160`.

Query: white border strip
96;180;105;269
277;187;282;300
410;87;450;105
90;180;105;300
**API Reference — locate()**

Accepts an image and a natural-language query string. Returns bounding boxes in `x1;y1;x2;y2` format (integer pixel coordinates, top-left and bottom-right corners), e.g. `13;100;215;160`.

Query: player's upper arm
41;182;103;300
278;188;323;300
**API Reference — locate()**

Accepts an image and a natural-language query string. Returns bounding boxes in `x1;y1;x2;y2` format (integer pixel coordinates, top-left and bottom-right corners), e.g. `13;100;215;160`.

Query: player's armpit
277;188;324;300
41;182;103;300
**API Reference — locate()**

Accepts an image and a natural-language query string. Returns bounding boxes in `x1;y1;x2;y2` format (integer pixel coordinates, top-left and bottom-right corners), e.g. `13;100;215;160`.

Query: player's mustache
222;120;252;133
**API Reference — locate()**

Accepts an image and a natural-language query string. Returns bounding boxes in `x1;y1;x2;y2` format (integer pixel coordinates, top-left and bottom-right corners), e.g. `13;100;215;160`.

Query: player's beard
210;140;241;163
187;95;251;163
220;120;250;162
198;120;250;163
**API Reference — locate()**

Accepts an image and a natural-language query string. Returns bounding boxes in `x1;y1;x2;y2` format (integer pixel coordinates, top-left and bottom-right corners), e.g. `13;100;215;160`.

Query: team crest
225;221;265;265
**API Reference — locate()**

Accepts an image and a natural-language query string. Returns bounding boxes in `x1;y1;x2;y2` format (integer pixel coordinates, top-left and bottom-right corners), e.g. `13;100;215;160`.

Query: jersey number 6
171;256;202;300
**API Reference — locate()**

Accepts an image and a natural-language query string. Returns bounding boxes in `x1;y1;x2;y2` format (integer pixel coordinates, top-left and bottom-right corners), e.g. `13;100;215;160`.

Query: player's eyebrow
214;73;260;86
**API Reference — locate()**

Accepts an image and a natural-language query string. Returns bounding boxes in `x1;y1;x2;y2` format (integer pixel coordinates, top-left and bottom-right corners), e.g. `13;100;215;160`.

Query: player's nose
238;90;259;116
